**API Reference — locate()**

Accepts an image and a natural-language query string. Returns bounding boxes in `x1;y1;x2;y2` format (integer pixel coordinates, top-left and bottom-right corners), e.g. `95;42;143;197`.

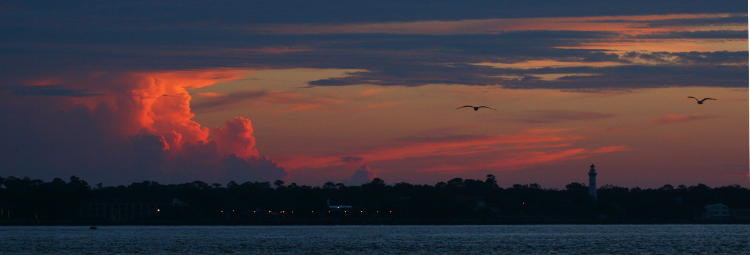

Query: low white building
703;203;730;219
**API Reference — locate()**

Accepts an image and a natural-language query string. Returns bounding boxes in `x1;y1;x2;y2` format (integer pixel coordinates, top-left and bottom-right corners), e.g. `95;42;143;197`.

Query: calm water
1;225;748;254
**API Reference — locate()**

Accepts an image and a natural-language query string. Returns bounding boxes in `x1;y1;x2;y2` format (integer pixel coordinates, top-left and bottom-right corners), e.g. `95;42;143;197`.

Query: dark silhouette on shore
688;96;717;104
457;105;496;111
1;175;748;225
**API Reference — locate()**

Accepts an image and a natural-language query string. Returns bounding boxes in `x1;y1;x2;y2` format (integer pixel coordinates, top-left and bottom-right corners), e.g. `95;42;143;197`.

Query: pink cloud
654;113;715;124
422;148;588;172
278;127;629;183
590;145;629;154
212;117;260;158
280;131;576;169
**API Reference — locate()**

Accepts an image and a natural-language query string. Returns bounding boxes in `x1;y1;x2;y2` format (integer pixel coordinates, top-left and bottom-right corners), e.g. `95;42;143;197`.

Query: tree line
1;175;748;225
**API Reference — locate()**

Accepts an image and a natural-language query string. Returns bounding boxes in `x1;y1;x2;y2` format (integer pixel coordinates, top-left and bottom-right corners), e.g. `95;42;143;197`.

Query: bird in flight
687;96;717;104
457;105;496;111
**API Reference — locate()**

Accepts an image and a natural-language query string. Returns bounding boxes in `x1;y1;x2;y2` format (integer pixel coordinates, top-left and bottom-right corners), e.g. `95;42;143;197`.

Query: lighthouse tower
588;164;598;200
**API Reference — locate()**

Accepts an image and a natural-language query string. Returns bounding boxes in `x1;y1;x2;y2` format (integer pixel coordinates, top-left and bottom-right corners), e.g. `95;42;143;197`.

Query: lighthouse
588;164;597;199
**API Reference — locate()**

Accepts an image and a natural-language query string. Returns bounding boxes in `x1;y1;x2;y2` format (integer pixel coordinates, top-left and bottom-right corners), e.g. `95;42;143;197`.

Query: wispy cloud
191;89;344;113
191;90;268;111
512;110;614;123
9;85;101;97
257;13;742;35
654;113;717;124
278;128;630;174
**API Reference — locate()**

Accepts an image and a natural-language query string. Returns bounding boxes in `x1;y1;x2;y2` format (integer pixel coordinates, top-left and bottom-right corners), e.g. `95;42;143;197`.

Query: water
0;225;748;254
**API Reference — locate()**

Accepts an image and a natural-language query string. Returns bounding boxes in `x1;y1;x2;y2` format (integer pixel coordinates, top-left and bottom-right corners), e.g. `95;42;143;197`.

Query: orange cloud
260;13;746;55
114;69;252;151
654;113;716;124
213;117;260;158
196;92;226;98
475;60;627;69
590;145;629;154
557;39;748;53
5;69;287;183
259;13;741;35
360;88;386;97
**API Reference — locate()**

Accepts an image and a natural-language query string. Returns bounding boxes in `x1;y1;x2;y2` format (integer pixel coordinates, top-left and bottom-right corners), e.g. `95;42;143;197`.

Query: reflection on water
1;225;748;254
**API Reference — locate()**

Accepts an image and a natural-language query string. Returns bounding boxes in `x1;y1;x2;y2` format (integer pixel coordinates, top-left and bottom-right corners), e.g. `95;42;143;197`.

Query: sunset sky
1;1;747;188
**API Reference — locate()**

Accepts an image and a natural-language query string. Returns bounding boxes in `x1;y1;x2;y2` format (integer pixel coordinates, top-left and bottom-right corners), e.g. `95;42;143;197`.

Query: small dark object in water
89;226;97;230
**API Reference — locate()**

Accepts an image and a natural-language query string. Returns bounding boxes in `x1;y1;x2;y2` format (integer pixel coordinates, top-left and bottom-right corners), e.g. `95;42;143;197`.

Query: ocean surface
1;225;748;254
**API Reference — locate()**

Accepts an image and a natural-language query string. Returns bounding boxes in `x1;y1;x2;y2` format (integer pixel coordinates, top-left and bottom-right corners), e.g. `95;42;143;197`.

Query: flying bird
457;105;496;111
687;96;717;104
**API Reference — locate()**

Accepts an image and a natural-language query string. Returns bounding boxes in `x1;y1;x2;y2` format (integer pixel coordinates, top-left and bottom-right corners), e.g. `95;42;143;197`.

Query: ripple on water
0;225;748;255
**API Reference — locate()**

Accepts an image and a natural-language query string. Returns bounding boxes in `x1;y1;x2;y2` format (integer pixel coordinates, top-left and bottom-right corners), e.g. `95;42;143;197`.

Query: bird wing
456;105;474;109
478;106;497;110
703;98;717;101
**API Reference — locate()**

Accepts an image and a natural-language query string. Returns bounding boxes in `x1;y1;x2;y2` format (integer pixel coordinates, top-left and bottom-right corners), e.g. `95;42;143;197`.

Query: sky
0;0;747;188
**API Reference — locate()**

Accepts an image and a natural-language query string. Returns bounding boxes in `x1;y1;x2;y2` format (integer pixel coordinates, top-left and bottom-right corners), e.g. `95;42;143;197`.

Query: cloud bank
0;70;285;184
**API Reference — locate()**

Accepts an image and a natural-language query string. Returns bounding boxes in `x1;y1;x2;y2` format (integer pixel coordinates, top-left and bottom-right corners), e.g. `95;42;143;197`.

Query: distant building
329;205;353;210
326;198;352;211
588;164;598;200
80;201;162;221
703;203;730;220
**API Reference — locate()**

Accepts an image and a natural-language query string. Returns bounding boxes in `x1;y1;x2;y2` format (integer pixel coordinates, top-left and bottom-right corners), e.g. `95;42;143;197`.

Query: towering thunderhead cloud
0;69;285;184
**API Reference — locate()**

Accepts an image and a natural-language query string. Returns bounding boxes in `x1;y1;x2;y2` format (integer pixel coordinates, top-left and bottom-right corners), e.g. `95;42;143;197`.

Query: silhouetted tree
0;175;748;225
273;180;285;188
485;174;498;189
